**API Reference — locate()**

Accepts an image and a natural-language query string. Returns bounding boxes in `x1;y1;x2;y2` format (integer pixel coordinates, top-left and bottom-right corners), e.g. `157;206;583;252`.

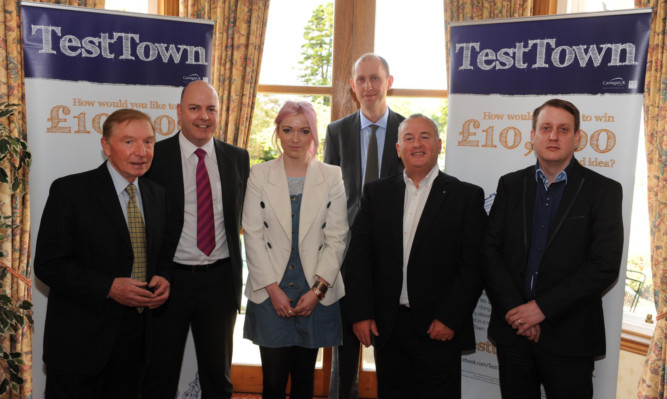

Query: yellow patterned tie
126;184;147;283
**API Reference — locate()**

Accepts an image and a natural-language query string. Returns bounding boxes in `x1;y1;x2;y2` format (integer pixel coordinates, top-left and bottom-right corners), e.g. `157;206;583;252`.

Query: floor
232;394;326;398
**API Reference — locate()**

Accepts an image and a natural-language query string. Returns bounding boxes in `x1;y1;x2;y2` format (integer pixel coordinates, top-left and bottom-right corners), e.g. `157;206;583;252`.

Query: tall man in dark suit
34;109;171;399
142;80;249;399
482;99;623;399
324;53;404;399
342;114;486;398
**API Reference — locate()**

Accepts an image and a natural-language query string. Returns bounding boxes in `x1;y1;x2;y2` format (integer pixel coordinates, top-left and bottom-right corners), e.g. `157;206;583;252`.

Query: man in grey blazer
323;53;404;399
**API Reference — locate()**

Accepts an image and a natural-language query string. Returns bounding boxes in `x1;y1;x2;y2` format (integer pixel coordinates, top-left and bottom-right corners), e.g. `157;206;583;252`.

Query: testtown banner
445;10;651;398
22;2;213;397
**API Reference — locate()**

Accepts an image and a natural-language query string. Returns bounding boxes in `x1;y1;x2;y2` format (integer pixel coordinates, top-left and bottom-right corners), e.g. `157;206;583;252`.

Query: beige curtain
180;0;270;148
635;1;667;397
1;1;102;397
444;0;533;81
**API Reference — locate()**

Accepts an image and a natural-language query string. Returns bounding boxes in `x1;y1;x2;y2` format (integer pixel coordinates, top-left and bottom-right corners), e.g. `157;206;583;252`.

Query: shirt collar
106;160;138;196
403;163;440;189
535;157;576;190
360;107;390;131
179;131;215;157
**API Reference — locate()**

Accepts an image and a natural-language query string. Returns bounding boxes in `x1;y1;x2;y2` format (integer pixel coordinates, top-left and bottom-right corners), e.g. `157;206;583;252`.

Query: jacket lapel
522;168;537;252
389;174;406;263
94;163;131;247
213;139;238;232
380;109;400;178
138;177;156;267
346;113;362;194
166;134;186;215
299;161;326;247
545;162;585;250
265;158;292;243
408;172;448;263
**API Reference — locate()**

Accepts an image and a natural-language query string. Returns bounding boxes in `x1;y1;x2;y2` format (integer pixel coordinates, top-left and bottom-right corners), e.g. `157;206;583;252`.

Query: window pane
568;0;634;13
375;0;447;90
105;0;150;13
259;0;334;86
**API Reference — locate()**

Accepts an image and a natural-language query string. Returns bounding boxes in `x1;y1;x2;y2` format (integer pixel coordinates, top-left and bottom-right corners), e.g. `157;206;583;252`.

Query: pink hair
273;101;319;157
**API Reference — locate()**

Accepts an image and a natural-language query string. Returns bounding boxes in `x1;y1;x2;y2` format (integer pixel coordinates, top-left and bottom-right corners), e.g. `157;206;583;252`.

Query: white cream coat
242;157;348;306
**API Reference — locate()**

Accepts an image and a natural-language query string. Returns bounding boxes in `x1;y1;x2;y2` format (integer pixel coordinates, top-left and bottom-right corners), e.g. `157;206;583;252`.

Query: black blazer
483;160;623;357
34;163;170;374
146;133;250;310
323;109;405;224
341;171;487;351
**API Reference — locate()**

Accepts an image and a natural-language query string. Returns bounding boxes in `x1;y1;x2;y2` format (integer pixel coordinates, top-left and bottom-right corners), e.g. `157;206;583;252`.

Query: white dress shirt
399;164;440;306
173;133;229;264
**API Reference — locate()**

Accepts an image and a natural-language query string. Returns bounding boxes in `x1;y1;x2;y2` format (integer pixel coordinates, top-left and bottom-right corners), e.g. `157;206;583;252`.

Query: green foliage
0;103;31;195
297;2;333;106
0;267;32;395
0;102;32;395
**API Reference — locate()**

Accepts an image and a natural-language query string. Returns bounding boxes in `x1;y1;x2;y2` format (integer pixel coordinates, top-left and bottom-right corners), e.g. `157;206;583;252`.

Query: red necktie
195;148;215;256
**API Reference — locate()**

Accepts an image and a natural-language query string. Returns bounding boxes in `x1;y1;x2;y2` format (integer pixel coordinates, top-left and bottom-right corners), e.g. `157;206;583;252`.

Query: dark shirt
524;157;577;299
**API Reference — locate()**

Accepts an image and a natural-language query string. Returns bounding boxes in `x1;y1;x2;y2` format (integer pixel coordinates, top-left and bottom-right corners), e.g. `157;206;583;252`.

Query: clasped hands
266;282;320;318
505;300;545;342
108;275;170;309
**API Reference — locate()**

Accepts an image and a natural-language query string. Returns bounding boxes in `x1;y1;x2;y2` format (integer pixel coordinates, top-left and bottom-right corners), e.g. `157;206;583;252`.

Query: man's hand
505;300;546;335
147;276;170;309
353;319;379;347
519;324;541;342
427;319;455;342
108;277;153;308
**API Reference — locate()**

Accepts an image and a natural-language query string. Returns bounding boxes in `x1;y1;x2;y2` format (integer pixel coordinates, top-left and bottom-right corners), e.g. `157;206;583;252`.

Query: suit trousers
45;307;145;399
143;259;237;399
374;307;461;399
496;340;594;399
329;323;360;399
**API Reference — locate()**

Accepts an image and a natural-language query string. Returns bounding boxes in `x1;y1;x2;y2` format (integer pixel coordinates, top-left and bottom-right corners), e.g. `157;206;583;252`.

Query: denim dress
243;176;342;348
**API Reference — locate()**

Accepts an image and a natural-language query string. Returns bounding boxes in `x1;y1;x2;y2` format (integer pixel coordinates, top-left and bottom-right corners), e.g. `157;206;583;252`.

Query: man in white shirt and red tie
142;80;250;399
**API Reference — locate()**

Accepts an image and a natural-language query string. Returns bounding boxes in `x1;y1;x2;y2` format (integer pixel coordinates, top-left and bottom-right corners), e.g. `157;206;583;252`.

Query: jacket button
267;242;272;249
260;201;265;208
327;201;331;208
289;282;294;287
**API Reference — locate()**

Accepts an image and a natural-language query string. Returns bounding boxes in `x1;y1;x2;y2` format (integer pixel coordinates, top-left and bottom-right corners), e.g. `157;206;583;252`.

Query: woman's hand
295;290;319;317
265;283;296;318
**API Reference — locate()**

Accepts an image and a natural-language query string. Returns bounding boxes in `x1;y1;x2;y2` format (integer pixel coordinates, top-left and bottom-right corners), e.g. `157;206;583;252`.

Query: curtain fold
1;1;102;397
180;0;270;148
636;1;667;397
444;0;533;81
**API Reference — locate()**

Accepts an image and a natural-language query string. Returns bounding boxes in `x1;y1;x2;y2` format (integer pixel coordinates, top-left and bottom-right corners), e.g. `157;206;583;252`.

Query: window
565;0;655;349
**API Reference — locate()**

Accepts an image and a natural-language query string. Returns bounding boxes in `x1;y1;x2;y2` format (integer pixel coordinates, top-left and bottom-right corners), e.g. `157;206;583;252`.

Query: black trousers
329;323;360;399
142;260;237;399
259;346;318;399
496;340;594;399
374;307;461;399
45;308;145;399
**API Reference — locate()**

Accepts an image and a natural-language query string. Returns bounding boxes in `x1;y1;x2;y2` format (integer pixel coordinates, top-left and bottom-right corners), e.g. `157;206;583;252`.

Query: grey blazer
323;109;405;225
